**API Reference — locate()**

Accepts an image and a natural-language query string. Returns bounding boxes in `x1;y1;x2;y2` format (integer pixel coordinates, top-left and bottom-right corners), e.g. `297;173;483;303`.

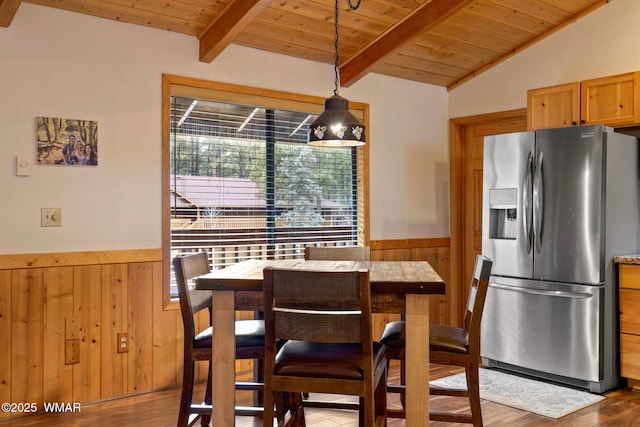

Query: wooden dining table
195;259;446;426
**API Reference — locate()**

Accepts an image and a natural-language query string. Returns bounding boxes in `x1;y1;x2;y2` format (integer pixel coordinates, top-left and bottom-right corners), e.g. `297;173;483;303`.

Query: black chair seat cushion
378;320;405;348
380;320;469;354
274;341;387;380
193;319;265;348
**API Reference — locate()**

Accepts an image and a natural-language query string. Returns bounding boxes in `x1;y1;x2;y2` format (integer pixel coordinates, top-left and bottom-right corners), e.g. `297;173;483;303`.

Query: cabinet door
619;264;640;289
580;72;640;126
619;264;640;382
621;333;640;381
620;289;640;335
527;82;580;130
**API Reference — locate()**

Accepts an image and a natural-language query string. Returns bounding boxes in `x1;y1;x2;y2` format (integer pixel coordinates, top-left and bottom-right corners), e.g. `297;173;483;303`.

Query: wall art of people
36;116;98;166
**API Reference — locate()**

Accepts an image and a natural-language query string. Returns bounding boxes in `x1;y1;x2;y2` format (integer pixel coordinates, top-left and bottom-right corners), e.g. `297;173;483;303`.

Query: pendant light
308;0;365;147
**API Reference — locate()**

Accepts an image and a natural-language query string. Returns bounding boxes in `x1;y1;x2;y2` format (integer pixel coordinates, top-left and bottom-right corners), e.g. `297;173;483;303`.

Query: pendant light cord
333;0;340;96
333;0;362;96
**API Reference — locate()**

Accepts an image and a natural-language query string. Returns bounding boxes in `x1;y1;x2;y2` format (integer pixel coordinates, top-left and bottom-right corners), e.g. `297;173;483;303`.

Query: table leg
211;290;236;425
405;293;430;426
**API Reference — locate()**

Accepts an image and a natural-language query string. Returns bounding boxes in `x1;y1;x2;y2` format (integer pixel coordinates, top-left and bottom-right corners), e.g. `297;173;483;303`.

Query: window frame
161;74;370;308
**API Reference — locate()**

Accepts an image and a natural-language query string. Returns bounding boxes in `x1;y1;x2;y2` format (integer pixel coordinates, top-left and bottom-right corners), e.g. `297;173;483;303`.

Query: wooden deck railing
171;225;356;270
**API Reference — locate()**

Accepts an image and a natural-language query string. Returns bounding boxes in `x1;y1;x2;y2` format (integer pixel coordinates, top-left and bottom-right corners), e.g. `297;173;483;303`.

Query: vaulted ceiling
0;0;611;90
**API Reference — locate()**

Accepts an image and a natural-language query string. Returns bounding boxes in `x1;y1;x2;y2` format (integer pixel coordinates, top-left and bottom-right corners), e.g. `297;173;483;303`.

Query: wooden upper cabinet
581;72;640;126
527;72;640;130
527;82;580;130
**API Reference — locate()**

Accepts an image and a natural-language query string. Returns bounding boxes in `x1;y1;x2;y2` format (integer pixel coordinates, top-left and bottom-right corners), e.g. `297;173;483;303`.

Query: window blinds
169;95;359;281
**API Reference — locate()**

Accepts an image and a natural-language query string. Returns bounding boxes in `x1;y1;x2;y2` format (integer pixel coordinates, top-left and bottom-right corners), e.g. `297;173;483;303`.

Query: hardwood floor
1;363;639;426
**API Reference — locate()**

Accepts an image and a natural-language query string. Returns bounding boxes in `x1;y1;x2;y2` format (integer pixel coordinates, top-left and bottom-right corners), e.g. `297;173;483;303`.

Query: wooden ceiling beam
0;0;21;27
339;0;475;87
198;0;272;63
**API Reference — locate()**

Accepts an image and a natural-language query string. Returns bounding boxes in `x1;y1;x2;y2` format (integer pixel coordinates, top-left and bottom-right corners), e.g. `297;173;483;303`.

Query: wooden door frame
448;108;527;326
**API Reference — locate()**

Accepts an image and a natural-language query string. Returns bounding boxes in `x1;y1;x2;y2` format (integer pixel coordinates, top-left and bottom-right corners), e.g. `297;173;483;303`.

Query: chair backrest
173;252;212;342
304;246;371;261
464;255;493;350
263;267;373;350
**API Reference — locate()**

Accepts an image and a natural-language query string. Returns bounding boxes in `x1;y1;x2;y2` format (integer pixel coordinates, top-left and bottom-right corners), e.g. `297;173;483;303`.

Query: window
162;75;369;303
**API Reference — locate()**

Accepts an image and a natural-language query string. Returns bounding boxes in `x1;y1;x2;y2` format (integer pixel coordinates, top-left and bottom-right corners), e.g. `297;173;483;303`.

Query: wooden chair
302;245;371;411
262;267;388;427
173;252;267;426
379;254;493;426
304;245;371;262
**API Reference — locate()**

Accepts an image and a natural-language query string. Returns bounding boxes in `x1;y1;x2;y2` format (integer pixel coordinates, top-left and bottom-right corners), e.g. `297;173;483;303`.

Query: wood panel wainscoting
0;240;449;421
0;249;183;421
370;237;452;327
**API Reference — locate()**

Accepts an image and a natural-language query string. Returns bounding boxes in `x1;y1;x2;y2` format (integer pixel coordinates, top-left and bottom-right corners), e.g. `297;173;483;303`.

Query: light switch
41;208;62;227
16;155;30;176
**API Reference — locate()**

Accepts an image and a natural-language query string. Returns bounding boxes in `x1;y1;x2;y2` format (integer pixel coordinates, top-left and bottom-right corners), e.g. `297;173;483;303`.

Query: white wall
450;0;640;118
0;4;449;254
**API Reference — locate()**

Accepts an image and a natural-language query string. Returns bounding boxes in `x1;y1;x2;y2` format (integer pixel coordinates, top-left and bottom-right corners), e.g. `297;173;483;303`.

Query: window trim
161;74;370;308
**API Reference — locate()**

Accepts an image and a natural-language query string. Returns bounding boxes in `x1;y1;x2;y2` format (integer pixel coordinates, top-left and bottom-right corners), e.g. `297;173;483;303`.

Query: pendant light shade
308;95;365;146
308;0;365;147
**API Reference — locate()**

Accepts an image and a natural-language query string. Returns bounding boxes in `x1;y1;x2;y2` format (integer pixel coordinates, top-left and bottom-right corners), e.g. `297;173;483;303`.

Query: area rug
429;368;605;419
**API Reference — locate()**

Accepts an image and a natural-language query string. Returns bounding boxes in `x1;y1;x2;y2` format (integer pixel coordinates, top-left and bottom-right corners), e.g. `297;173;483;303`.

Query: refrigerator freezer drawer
480;277;602;383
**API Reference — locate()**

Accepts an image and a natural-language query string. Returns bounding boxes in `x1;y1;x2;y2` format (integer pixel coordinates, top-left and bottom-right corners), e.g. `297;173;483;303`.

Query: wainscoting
0;240;449;419
370;237;452;326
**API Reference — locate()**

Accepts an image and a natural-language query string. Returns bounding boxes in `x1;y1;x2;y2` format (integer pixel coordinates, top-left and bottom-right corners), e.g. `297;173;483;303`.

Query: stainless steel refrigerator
481;124;639;393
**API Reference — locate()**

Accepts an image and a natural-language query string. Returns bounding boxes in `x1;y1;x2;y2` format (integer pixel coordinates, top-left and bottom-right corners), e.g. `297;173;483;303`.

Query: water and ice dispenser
488;188;517;240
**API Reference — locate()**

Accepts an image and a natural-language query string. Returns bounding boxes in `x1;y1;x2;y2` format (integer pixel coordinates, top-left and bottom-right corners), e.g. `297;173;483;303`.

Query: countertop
614;255;640;265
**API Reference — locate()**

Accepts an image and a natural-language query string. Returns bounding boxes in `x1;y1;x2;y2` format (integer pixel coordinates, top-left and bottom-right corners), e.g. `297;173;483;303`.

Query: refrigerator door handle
523;152;534;253
489;282;593;299
533;151;544;253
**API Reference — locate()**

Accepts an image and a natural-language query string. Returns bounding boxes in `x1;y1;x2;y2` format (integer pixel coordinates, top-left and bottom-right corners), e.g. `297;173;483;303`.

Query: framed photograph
36;116;98;166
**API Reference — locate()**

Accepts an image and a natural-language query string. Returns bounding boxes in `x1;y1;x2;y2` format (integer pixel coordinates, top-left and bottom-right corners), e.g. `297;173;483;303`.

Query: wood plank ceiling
1;0;611;90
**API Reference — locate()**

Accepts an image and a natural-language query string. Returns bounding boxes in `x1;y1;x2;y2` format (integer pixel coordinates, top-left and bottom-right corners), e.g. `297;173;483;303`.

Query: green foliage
170;135;354;225
276;146;324;226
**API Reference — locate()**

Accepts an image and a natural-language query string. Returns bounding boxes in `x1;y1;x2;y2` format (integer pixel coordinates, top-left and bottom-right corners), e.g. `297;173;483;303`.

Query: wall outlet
41;207;62;227
117;332;129;353
65;339;80;365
